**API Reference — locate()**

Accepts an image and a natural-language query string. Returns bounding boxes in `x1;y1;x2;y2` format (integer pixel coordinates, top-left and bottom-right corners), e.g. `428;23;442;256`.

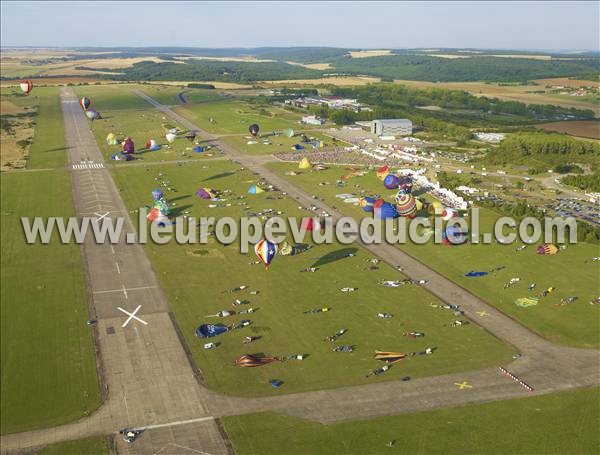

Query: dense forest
327;54;600;82
561;173;600;192
483;133;600;168
100;60;323;82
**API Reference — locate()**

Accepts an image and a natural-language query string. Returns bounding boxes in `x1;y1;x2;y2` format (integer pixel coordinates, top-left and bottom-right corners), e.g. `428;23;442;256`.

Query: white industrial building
301;115;325;125
371;119;412;136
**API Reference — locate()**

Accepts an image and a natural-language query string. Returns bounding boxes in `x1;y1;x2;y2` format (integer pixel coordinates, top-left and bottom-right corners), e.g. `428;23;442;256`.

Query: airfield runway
1;89;598;454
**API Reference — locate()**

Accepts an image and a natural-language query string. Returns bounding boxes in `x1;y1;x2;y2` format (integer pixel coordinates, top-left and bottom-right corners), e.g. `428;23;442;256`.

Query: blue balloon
383;174;399;190
152;189;163;201
195;324;229;338
374;202;399;219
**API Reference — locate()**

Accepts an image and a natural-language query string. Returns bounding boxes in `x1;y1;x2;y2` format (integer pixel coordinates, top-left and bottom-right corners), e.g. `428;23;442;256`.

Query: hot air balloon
442;225;467;245
146;139;160;151
374;202;399;219
301;217;321;231
427;201;443;216
195;324;229;338
373;198;385;209
235;354;277;367
247;185;264;195
85;109;99;120
359;196;375;213
383;173;399;190
536;243;558;255
398;175;413;194
441;208;458;221
122;137;135;154
395;194;417;218
254;239;277;269
249;124;260;137
152;189;163;201
79;97;91;110
196;187;216;199
299;157;312;170
376;165;390;181
282;128;295;138
106;133;118;146
19;80;33;95
165;132;177;143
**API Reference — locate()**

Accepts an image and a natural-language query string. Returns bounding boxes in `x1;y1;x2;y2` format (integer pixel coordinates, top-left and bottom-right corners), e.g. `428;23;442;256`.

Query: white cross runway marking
117;305;148;327
94;211;111;222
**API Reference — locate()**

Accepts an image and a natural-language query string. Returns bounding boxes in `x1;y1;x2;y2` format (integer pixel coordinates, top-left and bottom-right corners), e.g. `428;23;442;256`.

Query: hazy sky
1;1;598;50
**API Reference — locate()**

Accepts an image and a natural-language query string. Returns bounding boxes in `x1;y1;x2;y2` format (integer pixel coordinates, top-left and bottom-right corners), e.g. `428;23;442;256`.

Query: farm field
266;161;600;348
392;79;600;116
110;160;514;397
223;386;600;455
536;120;600;139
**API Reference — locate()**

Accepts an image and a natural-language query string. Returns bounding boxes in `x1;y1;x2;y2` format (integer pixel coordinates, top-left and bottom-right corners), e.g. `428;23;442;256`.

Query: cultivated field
393;79;600;116
262;76;381;87
349;50;392;58
536;120;600;140
267;162;600;348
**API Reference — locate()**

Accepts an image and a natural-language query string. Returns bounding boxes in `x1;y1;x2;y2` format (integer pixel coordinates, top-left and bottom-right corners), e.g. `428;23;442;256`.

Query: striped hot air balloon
79;97;91;110
19;80;33;95
254;239;277;269
235;354;277;367
373;351;407;363
395;193;417;218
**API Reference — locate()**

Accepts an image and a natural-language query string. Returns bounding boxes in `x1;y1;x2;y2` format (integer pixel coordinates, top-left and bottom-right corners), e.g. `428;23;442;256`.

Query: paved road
2;89;598;453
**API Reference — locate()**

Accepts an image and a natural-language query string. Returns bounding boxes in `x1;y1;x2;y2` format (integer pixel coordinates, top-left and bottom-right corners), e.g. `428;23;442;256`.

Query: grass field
36;436;109;455
266;162;600;348
1;84;100;434
71;85;224;163
174;100;311;135
0;171;100;434
110;160;514;397
223;387;600;455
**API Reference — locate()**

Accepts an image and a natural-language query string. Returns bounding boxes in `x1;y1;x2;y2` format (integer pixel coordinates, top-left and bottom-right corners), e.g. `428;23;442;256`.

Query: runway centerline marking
117;305;147;327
